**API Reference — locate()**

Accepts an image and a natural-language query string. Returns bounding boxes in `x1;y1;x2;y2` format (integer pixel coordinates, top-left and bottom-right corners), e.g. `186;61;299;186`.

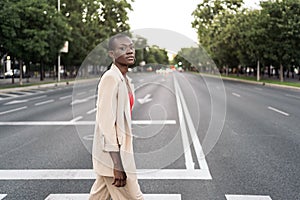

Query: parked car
4;69;20;78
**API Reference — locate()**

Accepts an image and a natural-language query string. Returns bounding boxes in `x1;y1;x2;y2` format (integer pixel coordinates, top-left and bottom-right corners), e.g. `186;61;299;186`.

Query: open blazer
92;64;137;177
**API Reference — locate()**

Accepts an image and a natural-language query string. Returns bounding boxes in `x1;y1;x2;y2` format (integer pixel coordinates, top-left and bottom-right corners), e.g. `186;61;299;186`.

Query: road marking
0;106;28;115
59;95;72;100
174;75;210;171
71;95;96;105
35;99;55;106
0;120;176;126
174;76;195;170
86;108;96;115
137;94;152;104
285;94;300;100
70;116;83;122
225;194;272;200
77;92;86;96
4;95;47;105
232;93;241;98
45;193;181;200
268;106;290;116
132;120;176;125
0;169;212;180
0;194;7;200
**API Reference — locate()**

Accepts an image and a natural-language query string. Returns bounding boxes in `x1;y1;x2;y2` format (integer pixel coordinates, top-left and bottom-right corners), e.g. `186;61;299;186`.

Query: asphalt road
0;71;299;200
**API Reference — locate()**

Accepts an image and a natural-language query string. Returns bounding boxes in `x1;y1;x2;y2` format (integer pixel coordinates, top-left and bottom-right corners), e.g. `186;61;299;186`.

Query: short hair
108;33;130;50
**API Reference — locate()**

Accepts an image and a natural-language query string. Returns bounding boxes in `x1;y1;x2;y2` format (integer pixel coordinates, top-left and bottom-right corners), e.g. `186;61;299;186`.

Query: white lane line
232;93;241;98
70;116;83;122
174;75;210;171
0;194;7;199
285;94;300;100
268;106;290;116
225;194;272;200
59;95;72;100
0;169;212;180
35;99;55;106
4;95;48;105
86;108;96;115
132;120;176;125
77;92;86;96
0;106;28;115
0;120;176;126
45;193;181;200
174;76;195;170
71;95;96;105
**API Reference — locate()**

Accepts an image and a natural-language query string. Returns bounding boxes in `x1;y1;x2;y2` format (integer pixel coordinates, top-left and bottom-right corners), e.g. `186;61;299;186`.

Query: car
4;69;20;78
177;67;184;72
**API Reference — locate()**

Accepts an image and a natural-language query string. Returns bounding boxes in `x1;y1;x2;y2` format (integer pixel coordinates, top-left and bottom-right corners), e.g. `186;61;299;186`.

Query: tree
0;0;70;82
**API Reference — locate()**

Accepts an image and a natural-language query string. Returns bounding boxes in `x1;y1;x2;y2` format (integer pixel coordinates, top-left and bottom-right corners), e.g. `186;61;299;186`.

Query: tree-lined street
0;71;299;199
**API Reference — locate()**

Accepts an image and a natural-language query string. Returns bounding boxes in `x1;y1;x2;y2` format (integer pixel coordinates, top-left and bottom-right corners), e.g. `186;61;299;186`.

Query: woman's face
111;36;135;66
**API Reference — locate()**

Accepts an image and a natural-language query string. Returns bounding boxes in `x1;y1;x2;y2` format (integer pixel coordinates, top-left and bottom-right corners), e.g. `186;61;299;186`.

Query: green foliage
0;0;133;76
0;0;70;63
192;0;300;78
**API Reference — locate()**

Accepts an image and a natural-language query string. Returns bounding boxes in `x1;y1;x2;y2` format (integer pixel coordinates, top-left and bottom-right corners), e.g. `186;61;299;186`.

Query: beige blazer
92;64;137;177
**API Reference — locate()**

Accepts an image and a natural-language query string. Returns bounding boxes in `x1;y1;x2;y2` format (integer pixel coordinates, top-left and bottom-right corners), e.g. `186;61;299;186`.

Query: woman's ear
108;50;114;60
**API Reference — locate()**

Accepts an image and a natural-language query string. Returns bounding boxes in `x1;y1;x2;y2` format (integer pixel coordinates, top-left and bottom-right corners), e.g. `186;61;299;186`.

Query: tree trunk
257;60;260;81
280;63;284;82
40;61;44;81
19;59;23;86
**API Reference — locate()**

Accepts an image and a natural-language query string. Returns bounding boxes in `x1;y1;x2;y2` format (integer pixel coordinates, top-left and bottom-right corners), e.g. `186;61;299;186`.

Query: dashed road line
35;99;55;106
45;193;181;200
70;116;83;122
268;106;290;116
0;106;28;115
232;93;241;98
59;95;72;100
86;108;96;115
225;194;272;200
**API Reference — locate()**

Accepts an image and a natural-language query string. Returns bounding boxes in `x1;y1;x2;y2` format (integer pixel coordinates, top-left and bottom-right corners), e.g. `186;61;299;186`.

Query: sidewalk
0;77;75;93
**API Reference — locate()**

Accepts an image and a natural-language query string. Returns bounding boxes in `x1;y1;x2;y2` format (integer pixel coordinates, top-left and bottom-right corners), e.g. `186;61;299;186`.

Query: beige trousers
89;175;144;200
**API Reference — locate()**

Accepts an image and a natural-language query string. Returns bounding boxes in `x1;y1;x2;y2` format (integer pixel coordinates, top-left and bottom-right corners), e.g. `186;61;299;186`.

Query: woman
89;34;144;200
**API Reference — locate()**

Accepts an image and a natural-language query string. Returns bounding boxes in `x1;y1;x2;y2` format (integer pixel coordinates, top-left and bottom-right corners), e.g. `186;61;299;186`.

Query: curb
0;78;99;94
199;73;300;91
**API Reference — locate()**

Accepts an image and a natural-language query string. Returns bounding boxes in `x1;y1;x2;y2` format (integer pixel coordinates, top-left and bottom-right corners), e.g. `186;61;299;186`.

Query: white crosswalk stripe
225;194;272;200
45;193;182;200
0;194;7;199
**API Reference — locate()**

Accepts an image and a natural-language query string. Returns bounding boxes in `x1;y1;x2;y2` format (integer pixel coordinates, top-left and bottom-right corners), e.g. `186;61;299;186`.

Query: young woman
89;34;144;200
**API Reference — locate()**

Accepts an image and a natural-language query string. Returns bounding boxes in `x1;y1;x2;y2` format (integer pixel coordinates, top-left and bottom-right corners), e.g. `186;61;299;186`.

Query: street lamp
57;0;61;82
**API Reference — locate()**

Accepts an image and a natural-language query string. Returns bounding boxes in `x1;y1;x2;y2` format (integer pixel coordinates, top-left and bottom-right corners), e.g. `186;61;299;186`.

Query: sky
128;0;261;43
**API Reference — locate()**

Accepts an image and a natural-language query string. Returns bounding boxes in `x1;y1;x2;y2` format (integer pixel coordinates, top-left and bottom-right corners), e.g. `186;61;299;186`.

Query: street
0;71;299;200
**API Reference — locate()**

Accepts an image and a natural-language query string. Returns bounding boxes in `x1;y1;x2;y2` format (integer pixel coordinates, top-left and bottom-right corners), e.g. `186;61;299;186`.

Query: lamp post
57;0;61;82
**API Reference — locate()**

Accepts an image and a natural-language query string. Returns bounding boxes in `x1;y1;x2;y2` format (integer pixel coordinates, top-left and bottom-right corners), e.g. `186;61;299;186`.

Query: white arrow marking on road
0;194;7;200
137;94;152;104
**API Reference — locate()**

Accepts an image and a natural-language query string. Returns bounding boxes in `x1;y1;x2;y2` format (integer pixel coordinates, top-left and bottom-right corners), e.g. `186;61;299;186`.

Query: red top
129;92;134;116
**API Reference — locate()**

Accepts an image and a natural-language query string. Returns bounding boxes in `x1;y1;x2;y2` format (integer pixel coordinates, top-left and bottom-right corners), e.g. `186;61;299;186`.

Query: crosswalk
0;193;273;200
45;194;182;200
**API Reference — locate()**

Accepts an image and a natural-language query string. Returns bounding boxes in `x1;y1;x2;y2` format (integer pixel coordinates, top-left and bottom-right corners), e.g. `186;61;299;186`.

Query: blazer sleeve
97;74;120;152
